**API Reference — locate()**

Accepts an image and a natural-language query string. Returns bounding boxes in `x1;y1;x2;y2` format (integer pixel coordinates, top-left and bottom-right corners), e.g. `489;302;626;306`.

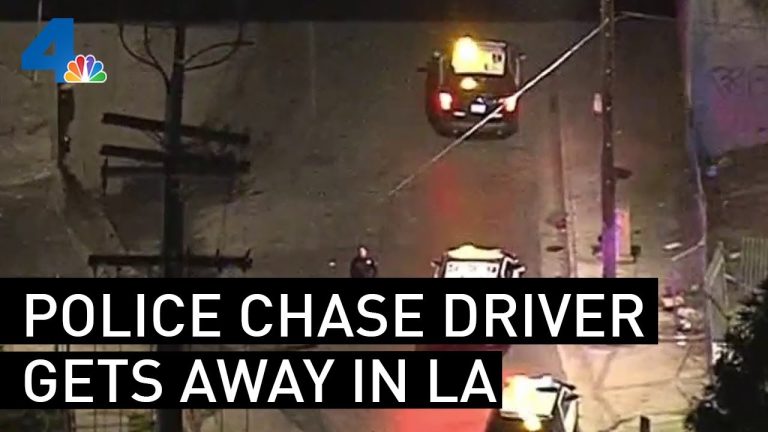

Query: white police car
485;374;580;432
432;243;526;278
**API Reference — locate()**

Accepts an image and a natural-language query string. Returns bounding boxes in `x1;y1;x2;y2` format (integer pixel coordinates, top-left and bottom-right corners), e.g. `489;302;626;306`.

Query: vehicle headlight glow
523;416;542;431
460;77;478;90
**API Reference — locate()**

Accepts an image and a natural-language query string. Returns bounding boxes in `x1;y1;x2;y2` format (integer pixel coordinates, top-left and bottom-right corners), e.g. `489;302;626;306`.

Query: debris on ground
661;295;685;311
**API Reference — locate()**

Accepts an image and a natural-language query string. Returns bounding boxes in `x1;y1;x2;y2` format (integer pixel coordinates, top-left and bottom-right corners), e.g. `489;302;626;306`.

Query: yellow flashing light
454;36;480;64
523;417;542;431
460;77;478;90
501;375;548;430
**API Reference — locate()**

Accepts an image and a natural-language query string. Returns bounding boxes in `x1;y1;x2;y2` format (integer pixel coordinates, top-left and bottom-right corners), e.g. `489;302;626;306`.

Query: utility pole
89;9;253;432
157;24;188;432
163;22;187;279
600;0;617;278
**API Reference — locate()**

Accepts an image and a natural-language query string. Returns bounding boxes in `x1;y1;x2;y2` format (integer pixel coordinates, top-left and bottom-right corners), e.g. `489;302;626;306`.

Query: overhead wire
384;17;611;199
383;9;755;200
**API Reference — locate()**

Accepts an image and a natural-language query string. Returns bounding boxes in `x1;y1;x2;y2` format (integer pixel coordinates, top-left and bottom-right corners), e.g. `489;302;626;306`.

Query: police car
419;36;525;139
431;243;526;278
485;374;580;432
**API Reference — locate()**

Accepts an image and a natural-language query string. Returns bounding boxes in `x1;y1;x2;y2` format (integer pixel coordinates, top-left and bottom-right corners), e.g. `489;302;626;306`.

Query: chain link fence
702;242;727;370
701;237;768;370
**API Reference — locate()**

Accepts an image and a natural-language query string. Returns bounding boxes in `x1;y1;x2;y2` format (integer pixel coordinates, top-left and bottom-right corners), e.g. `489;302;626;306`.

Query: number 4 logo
22;18;108;84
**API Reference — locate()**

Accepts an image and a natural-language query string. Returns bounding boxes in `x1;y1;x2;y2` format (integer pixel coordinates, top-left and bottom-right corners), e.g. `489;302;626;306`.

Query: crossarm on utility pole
101;162;250;180
100;145;251;173
102;113;250;147
88;251;253;272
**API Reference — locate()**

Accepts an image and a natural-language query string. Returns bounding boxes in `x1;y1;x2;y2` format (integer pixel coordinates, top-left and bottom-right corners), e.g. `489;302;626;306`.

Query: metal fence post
639;416;651;432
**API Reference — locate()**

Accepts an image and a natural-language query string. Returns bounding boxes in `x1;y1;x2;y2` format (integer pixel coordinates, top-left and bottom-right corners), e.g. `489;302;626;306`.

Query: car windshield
451;40;507;77
442;260;500;278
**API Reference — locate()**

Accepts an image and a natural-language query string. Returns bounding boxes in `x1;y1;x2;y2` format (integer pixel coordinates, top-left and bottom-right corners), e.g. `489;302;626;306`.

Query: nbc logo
64;54;108;83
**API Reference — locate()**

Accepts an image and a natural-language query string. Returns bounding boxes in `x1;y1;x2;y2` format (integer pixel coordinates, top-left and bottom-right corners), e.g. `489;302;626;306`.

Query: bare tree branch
142;24;170;87
184;22;253;72
117;23;170;89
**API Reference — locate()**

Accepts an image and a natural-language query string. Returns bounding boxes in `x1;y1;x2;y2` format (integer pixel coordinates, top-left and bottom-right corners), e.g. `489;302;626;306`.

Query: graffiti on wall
710;64;768;97
707;63;768;151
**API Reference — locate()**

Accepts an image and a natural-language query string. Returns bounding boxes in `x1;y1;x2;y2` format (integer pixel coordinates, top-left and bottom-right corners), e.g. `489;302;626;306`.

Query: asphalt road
55;20;586;432
0;179;90;277
172;22;577;432
3;19;590;432
0;6;688;430
84;22;591;280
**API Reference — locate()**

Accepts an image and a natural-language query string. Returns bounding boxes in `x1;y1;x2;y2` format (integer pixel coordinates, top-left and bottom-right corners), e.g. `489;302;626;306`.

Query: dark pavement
188;22;575;432
0;178;90;277
81;22;591;282
48;20;584;432
0;2;692;429
1;20;582;432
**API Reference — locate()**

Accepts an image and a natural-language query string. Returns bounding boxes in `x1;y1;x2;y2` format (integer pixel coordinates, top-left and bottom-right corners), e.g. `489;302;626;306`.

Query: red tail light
438;92;453;111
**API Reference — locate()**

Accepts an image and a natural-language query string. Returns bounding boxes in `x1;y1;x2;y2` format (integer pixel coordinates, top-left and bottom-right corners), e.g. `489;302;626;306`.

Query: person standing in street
350;245;378;278
57;83;75;165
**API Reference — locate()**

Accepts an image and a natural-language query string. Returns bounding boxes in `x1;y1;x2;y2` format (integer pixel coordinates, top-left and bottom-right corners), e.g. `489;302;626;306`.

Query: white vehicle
431;243;526;278
486;374;580;432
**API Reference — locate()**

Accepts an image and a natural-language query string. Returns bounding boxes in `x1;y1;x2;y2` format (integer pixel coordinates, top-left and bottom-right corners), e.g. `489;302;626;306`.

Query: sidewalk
0;59;139;278
540;21;710;432
0;64;94;277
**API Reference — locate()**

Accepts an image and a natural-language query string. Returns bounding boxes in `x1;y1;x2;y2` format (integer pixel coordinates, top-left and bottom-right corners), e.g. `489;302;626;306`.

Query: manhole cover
546;245;565;253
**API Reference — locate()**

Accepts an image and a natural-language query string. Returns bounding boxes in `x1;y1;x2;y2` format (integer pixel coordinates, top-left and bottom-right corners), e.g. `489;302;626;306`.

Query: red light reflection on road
427;159;463;222
423;158;473;249
374;364;525;432
379;408;491;432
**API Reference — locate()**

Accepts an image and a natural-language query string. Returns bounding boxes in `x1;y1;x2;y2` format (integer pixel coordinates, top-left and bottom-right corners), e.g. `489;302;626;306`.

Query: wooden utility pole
89;13;252;432
163;22;187;279
155;22;188;432
600;0;617;278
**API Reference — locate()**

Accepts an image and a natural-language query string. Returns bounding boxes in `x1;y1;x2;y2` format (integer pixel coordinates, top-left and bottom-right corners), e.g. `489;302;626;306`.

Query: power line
384;19;610;199
384;9;759;201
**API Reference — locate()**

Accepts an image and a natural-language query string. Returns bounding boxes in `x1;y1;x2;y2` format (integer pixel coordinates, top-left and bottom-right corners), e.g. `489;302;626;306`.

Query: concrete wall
688;0;768;157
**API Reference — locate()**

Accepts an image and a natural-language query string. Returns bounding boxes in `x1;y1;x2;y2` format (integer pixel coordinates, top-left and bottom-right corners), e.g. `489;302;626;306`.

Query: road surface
62;19;584;432
4;18;589;432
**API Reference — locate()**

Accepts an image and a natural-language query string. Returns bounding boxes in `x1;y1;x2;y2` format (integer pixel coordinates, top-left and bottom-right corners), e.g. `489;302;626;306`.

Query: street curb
48;167;139;277
550;90;599;429
557;91;579;278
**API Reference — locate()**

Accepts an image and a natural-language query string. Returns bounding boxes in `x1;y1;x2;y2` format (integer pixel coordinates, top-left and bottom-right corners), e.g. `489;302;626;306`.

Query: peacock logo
63;54;108;83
